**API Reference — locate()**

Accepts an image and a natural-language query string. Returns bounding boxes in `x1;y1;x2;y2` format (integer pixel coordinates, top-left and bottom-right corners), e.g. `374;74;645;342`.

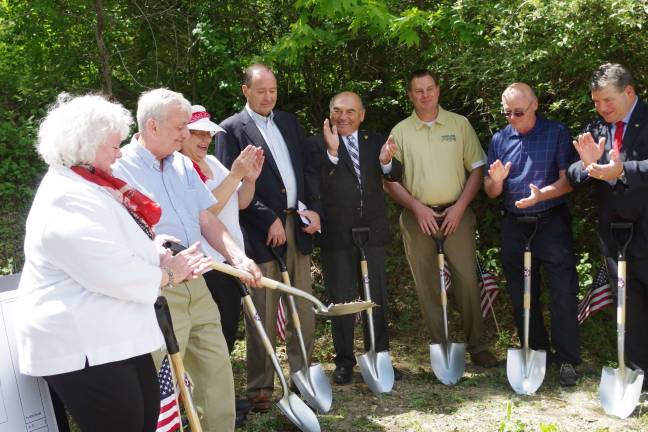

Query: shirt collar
411;106;447;130
510;115;544;137
130;133;174;170
341;130;359;143
245;103;274;125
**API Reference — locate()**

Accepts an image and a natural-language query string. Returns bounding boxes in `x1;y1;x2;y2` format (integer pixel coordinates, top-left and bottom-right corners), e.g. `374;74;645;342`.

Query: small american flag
476;257;499;318
578;265;614;324
276;296;287;341
156;356;181;432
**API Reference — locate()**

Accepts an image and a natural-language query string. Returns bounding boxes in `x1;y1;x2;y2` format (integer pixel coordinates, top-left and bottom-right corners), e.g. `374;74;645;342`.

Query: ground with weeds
230;324;648;432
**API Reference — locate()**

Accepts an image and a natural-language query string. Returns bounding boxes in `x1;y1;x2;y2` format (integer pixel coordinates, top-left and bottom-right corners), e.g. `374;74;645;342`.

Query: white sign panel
0;277;58;432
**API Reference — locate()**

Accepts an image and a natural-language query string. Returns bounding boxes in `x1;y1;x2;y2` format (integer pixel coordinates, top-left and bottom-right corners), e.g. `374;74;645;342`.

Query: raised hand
244;146;264;182
488;159;511;183
379;135;398;164
323;118;339;156
574;132;605;168
230;145;257;180
586;148;624;181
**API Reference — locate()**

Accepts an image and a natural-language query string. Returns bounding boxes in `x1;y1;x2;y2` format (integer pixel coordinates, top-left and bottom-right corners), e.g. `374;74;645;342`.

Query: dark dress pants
501;205;581;365
321;245;390;368
44;354;159;432
605;256;648;375
203;267;242;354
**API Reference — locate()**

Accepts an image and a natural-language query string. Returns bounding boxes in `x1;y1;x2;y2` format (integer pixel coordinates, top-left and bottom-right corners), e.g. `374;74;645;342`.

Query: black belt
428;202;456;212
506;203;566;219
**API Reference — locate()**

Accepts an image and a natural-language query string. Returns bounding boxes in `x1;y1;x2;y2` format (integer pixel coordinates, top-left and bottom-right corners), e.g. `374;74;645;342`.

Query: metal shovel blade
276;393;321;432
315;300;377;317
429;342;466;385
506;348;546;395
356;350;395;394
291;364;333;413
600;366;644;419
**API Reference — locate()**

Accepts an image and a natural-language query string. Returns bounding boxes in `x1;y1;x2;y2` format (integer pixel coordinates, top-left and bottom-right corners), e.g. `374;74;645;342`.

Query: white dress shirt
246;104;298;207
16;167;164;376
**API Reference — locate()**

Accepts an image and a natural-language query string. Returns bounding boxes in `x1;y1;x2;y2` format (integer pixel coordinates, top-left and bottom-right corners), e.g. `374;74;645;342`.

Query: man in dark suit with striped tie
568;63;648;389
307;91;402;384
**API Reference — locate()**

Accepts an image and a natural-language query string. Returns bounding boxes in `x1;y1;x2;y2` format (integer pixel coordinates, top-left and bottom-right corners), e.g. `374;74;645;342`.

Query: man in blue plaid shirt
484;82;581;386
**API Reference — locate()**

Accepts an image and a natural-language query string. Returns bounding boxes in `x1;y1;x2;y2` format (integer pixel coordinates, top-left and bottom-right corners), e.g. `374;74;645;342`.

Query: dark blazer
306;131;402;250
215;109;321;264
568;98;648;259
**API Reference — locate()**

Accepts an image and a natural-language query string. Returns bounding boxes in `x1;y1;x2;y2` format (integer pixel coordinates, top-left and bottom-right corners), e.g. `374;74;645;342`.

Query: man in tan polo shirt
385;69;497;368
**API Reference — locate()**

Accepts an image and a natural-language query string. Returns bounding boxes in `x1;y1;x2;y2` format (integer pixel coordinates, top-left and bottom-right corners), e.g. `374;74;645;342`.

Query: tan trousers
245;215;314;398
400;207;488;353
152;277;235;432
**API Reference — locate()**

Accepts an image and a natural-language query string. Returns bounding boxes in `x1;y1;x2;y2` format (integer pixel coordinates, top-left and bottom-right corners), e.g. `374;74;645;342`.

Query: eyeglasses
501;101;533;118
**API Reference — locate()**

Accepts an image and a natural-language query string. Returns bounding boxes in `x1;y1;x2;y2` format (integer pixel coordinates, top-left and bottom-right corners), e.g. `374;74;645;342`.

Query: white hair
37;93;133;168
136;88;191;132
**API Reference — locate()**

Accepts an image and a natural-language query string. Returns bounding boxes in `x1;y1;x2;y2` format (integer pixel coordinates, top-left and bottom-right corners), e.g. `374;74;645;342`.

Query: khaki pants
245;215;314;397
400;207;488;353
152;277;235;432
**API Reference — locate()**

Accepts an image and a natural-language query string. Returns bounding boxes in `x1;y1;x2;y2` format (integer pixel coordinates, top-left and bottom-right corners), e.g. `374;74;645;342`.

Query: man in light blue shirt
113;88;261;432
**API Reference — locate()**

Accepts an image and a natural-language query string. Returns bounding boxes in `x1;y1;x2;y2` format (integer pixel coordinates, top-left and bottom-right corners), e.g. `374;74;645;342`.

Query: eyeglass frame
501;100;534;118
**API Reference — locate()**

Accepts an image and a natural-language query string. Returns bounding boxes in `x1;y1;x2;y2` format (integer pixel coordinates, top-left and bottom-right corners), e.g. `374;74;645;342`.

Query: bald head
329;91;364;111
501;82;538;134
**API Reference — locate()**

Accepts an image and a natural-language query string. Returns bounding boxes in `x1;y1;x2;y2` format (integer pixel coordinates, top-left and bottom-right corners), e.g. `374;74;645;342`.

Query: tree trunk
93;0;112;96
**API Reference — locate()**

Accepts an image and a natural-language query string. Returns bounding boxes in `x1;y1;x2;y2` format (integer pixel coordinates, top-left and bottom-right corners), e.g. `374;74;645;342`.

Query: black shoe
235;412;248;428
332;365;353;384
393;367;403;381
235;398;252;415
559;363;579;387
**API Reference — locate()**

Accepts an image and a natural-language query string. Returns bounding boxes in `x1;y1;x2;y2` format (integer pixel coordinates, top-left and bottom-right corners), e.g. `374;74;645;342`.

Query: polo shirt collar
130;133;174;170
411;106;448;130
510;115;544;138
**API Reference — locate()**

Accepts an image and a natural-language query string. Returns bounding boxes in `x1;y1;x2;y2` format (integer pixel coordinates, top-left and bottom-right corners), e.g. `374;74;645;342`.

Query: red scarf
191;160;208;183
71;166;162;230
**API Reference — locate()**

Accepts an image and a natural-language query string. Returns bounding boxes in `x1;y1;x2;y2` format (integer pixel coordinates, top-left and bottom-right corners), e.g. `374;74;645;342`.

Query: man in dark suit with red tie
215;64;322;411
307;91;402;384
568;63;648;388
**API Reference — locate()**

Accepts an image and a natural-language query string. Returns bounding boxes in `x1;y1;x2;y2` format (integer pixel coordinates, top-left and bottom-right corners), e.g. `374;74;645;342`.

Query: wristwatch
162;267;175;290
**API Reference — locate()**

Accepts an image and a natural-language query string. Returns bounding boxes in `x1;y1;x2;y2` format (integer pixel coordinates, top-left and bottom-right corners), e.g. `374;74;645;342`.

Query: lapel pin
636;124;640;127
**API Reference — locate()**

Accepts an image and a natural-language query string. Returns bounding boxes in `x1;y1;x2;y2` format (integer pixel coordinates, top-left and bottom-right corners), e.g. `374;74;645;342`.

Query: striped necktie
345;135;361;183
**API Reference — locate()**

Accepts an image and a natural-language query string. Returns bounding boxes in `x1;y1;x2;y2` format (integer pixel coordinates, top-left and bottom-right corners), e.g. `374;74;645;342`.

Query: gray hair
329;91;365;111
37;93;132;168
136;88;191;132
590;63;635;92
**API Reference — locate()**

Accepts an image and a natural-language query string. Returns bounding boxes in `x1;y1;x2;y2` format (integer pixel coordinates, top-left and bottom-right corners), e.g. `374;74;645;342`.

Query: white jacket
16;167;164;376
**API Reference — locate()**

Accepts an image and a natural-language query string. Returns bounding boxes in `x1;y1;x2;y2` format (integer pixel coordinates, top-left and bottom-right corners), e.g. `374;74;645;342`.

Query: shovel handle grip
154;296;180;355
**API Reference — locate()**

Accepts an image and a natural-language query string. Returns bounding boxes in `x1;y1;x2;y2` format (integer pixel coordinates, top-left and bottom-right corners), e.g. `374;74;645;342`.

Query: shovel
351;227;395;394
155;296;202;432
600;222;644;419
162;241;375;317
428;220;466;385
507;215;546;395
234;277;321;432
269;247;333;413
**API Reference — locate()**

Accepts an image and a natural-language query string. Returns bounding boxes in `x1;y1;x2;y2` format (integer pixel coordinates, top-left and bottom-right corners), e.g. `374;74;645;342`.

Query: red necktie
613;121;625;152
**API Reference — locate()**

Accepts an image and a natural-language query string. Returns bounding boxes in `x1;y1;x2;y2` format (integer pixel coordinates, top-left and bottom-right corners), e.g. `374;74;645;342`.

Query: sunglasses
501;101;533;118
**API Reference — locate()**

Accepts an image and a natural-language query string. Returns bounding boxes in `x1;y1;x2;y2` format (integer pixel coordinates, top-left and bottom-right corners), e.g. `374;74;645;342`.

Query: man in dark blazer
568;63;648;388
307;91;402;384
215;64;321;411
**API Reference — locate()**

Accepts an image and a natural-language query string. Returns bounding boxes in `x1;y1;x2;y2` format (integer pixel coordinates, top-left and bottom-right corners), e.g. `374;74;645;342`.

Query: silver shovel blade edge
506;348;546;395
276;393;321;432
356;351;395;394
315;301;377;317
292;364;333;413
429;343;466;386
600;366;644;419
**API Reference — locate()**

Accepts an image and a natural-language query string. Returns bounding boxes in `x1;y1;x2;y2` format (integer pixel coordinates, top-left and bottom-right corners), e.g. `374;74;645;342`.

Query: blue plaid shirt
487;116;575;214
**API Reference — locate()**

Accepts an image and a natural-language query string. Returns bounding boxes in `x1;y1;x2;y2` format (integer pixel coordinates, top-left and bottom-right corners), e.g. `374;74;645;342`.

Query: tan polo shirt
390;107;485;205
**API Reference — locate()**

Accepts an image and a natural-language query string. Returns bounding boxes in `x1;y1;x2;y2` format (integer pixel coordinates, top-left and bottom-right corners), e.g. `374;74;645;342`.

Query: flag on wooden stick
578;265;614;324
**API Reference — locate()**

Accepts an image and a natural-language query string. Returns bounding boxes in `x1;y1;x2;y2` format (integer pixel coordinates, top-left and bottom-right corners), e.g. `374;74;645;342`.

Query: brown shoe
248;392;272;413
471;350;498;368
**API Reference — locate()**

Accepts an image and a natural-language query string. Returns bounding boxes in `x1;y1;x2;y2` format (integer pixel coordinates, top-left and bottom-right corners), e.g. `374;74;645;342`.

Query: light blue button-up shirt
112;135;216;247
